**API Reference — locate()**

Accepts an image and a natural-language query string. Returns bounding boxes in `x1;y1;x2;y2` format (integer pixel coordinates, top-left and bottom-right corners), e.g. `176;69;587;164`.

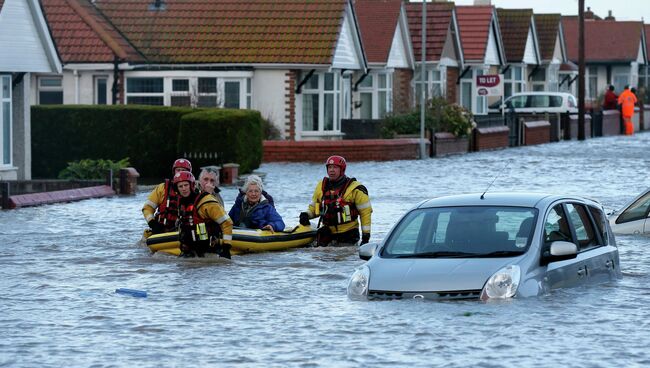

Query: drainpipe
74;69;80;104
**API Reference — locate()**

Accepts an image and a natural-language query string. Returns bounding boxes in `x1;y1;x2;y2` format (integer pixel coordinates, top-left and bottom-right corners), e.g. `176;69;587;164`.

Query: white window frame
503;65;526;99
530;66;546;91
587;66;599;101
301;71;341;135
124;73;252;109
1;75;12;167
459;67;488;115
414;64;446;105
38;76;63;105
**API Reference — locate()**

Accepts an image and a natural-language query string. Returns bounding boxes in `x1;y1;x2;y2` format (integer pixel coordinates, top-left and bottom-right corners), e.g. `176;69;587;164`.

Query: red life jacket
154;179;181;229
320;177;359;226
177;192;221;243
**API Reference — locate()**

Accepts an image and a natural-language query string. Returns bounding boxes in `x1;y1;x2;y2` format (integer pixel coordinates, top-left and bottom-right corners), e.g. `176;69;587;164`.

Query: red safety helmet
325;155;346;175
172;158;192;173
173;170;195;191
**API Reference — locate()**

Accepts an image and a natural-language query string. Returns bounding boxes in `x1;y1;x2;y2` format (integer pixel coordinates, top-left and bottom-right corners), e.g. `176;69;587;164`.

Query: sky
452;0;650;22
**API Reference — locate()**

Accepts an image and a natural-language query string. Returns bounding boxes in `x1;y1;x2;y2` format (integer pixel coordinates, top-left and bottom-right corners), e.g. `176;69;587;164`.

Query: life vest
177;192;222;246
154;179;181;229
320;177;359;226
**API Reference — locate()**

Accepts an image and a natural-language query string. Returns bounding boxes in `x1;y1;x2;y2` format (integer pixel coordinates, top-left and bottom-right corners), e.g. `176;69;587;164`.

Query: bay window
1;75;11;166
302;72;340;134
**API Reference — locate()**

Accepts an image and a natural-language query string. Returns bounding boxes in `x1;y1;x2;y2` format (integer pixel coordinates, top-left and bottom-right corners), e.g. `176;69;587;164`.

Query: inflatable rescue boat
145;224;317;256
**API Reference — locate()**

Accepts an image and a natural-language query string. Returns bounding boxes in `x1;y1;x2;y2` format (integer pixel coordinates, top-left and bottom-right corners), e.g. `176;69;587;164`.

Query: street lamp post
578;0;586;140
420;0;427;159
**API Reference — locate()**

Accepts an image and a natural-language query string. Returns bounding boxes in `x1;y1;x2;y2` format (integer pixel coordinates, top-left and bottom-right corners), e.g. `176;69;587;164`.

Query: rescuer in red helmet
172;171;233;258
142;158;193;234
299;155;372;246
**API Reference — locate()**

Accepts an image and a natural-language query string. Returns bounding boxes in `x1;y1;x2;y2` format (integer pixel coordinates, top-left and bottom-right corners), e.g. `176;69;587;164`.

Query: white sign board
476;74;504;97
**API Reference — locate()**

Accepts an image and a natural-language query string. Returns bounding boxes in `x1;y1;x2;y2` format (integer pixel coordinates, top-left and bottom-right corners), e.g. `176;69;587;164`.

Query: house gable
484;20;501;65
386;18;411;68
406;2;455;63
638;40;645;63
522;24;539;64
0;0;60;72
551;33;563;64
332;3;366;70
440;25;459;67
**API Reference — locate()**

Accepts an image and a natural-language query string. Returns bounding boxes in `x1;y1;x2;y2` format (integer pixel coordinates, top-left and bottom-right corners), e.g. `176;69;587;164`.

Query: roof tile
497;8;532;63
405;1;454;62
534;13;561;62
456;5;494;63
354;0;402;64
562;18;644;63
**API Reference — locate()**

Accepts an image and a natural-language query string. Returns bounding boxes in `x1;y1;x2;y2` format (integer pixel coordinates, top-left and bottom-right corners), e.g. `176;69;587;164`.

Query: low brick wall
472;126;509;152
566;114;592;139
523;121;551;145
433;133;469;157
263;138;427;162
7;185;115;209
601;110;621;136
644;105;650;131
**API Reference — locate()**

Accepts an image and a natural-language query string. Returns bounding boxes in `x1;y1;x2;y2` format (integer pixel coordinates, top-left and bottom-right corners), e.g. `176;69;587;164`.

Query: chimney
605;10;615;21
473;0;491;5
585;7;594;20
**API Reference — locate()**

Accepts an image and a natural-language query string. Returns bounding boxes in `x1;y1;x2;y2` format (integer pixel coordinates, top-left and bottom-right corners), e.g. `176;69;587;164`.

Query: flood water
2;133;650;367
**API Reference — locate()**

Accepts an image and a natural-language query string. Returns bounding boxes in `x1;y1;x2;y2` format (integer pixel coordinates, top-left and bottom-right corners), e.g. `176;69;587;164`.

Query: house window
224;80;240;109
639;66;649;101
612;66;629;96
587;66;598;100
126;77;164;105
504;66;526;99
198;78;218;107
246;78;252;109
414;65;445;105
547;65;559;92
475;69;486;115
302;72;340;133
38;77;63;105
460;68;488;115
171;79;191;106
95;77;108;105
1;75;11;165
358;74;373;119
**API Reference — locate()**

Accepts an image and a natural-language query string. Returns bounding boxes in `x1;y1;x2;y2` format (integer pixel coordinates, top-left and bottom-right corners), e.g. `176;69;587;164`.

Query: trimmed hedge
178;109;263;174
31;105;262;179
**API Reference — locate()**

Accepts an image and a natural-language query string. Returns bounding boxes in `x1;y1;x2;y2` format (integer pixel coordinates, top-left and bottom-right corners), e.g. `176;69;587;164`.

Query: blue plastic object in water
115;288;147;298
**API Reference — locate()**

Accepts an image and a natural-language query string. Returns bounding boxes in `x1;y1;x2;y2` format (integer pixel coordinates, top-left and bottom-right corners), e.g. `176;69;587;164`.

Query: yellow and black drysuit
306;176;372;246
177;191;233;258
142;179;181;234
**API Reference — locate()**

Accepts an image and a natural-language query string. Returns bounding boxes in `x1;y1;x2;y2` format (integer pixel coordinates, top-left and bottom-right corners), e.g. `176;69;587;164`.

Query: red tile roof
535;14;562;62
562;18;644;63
354;0;401;63
405;1;454;62
456;5;493;63
93;0;349;64
646;25;650;62
0;1;4;12
497;8;532;63
41;0;143;63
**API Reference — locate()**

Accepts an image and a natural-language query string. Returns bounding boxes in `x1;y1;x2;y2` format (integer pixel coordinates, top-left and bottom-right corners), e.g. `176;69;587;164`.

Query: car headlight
480;265;520;301
347;265;370;300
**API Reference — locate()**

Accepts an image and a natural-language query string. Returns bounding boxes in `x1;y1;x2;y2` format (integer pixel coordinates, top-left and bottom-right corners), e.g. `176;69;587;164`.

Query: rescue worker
173;171;233;258
142;158;192;234
618;85;638;135
198;166;225;207
299;155;372;247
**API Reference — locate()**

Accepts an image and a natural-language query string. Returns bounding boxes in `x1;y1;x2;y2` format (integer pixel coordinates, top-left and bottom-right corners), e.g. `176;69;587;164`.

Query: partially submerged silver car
608;187;650;235
348;193;621;301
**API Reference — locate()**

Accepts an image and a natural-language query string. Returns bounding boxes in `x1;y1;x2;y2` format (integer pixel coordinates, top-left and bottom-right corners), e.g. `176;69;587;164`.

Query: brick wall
523;121;551;146
471;126;509;151
433;132;469;156
393;68;413;113
601;110;621;136
263;138;427;162
566;114;592;139
446;67;458;105
285;71;297;140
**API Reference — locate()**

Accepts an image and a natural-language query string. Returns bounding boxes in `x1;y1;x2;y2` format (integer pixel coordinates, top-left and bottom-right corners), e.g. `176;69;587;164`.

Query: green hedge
178;109;263;174
31;105;263;179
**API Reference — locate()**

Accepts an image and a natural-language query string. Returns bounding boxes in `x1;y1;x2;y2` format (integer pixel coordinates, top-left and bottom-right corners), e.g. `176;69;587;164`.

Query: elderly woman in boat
229;175;285;232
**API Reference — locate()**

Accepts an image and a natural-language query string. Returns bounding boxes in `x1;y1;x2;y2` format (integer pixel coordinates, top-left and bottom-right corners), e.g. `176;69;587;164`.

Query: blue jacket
229;193;285;231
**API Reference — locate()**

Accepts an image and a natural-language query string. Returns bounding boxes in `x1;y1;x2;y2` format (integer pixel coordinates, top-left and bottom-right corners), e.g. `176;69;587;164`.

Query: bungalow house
496;8;541;97
562;15;648;105
455;5;505;115
641;24;650;100
35;0;144;106
0;0;61;180
354;0;414;117
404;1;463;106
37;0;367;141
534;14;572;94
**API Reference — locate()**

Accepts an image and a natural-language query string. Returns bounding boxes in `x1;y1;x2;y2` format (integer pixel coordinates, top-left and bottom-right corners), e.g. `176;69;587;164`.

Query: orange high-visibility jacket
617;89;638;117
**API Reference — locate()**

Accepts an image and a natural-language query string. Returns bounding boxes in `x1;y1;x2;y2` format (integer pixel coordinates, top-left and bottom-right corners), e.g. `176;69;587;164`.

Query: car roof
417;192;599;209
508;92;574;98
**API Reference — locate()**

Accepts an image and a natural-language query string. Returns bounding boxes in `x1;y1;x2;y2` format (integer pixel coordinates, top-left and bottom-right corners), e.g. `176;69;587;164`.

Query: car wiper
465;250;525;258
392;251;477;259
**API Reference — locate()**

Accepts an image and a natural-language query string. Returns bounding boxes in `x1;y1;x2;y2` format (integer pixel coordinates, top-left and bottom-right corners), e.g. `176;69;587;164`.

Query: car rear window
382;206;538;258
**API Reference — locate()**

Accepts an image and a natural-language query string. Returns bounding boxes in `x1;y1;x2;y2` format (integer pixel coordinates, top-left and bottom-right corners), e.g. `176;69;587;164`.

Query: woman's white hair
242;174;264;192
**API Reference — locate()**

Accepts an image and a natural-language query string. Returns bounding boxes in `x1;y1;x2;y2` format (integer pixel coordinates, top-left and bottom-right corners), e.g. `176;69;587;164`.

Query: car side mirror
359;242;379;261
541;241;578;265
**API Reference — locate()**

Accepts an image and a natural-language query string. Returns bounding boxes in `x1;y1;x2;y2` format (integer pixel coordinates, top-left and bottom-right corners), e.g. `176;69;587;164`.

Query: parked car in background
348;193;620;301
488;92;578;114
609;187;650;235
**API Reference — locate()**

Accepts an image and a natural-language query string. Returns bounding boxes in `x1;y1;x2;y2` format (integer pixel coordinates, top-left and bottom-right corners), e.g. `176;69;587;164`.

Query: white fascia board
127;63;331;70
489;9;506;66
332;0;367;72
451;10;465;67
558;22;568;63
63;63;116;71
124;70;255;78
27;0;61;73
387;7;414;69
529;17;541;65
439;57;458;67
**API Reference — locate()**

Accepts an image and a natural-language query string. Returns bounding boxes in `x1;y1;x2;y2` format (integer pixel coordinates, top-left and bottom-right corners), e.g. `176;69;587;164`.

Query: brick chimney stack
605;10;615;20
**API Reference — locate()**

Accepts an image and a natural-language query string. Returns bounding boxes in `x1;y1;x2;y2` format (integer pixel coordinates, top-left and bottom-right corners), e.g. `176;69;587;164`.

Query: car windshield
382;206;538;258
